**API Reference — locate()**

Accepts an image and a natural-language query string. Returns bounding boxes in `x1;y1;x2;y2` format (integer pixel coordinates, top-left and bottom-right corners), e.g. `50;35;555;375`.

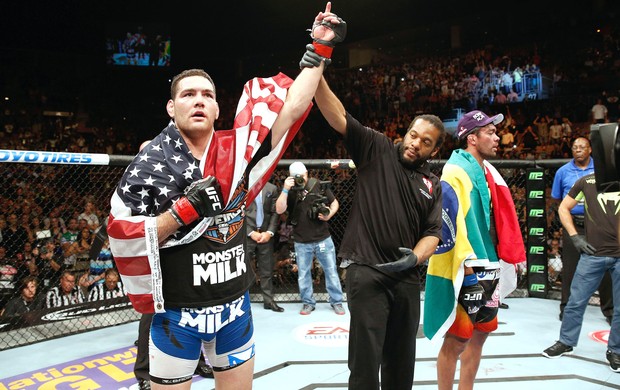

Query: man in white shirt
591;98;608;123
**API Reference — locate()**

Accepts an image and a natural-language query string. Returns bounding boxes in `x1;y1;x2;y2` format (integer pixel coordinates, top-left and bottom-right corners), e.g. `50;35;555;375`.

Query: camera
308;195;331;219
289;179;332;225
306;180;332;220
292;174;305;190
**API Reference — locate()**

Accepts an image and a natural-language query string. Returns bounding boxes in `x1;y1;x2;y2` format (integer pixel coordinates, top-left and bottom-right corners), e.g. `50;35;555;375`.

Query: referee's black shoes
264;301;285;312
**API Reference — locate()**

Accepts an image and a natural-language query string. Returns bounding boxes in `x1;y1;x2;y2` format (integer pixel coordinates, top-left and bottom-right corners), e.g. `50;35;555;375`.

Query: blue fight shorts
149;291;255;385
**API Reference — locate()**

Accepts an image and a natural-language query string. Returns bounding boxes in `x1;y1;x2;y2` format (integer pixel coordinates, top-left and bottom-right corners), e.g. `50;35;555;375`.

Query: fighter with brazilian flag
423;110;526;389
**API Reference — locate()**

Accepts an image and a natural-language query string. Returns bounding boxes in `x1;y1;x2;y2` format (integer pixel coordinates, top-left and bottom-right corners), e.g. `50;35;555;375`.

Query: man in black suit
246;181;284;312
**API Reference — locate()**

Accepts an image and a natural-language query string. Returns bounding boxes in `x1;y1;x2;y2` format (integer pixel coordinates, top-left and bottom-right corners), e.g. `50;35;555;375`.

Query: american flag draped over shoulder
108;73;311;313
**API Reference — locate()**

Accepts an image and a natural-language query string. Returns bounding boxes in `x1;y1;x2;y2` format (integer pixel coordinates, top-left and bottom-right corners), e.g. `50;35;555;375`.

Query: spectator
78;200;100;231
74;227;93;272
561;117;573;139
507;88;519;103
3;214;29;259
501;70;513;95
35;240;64;290
14;242;38;282
494;90;507;105
48;216;66;242
60;218;79;269
533;114;550;145
559;136;572;157
499;126;515;152
521;125;539;152
32;216;52;244
88;238;114;286
513;66;523;95
548;238;562;286
591;97;609;123
549;118;563;145
45;208;66;232
0;276;44;317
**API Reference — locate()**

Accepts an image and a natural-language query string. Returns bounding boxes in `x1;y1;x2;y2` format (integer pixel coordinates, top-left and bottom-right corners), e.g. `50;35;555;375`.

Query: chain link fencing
0;152;578;349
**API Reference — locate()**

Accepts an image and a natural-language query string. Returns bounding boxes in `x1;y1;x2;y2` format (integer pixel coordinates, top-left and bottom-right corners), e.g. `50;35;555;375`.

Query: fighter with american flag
106;3;346;388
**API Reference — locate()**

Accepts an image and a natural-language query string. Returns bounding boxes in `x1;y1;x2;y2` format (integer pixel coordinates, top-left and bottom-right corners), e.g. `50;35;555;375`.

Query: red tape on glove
312;42;333;59
171;197;199;225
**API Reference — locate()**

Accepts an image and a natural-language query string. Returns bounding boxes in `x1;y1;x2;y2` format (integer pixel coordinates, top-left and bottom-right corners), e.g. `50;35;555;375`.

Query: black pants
561;222;614;318
345;264;420;390
247;239;276;304
134;313;152;381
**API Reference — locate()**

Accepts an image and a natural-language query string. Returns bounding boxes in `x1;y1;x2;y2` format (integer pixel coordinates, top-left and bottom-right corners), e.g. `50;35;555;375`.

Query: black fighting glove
376;247;418;272
300;13;347;69
312;15;347;53
458;274;486;322
570;234;596;255
170;176;223;225
300;44;331;69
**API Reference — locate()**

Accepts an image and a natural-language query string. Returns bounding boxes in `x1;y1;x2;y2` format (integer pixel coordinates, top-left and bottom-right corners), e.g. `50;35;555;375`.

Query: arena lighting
590;122;620;192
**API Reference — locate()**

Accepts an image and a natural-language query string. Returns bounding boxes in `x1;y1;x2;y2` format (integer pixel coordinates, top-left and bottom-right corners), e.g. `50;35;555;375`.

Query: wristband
463;273;478;287
282;188;289;194
168;209;184;226
170;197;199;225
312;42;333;58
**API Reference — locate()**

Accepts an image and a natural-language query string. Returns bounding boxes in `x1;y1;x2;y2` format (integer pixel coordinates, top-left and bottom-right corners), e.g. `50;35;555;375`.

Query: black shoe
137;379;151;390
607;350;620;372
194;362;214;378
542;341;573;358
264;301;284;312
499;302;509;309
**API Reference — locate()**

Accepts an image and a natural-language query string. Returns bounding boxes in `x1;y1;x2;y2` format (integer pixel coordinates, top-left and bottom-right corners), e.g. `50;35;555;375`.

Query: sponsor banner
525;168;547;298
0;345;208;389
0;298;132;332
0;150;110;166
292;321;349;347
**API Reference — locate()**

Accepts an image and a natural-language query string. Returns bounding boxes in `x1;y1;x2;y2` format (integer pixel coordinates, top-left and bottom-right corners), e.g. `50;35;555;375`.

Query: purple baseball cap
456;110;504;140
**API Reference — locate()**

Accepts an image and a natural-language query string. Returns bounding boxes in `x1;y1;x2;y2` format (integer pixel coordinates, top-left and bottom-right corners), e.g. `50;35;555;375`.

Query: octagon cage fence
0;150;588;350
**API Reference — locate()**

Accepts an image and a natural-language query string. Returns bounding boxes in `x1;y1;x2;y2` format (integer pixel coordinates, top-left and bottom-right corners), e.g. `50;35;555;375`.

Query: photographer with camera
275;161;345;316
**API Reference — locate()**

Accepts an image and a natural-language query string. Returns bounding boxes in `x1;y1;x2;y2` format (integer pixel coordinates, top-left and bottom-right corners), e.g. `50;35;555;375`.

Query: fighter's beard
398;143;427;170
